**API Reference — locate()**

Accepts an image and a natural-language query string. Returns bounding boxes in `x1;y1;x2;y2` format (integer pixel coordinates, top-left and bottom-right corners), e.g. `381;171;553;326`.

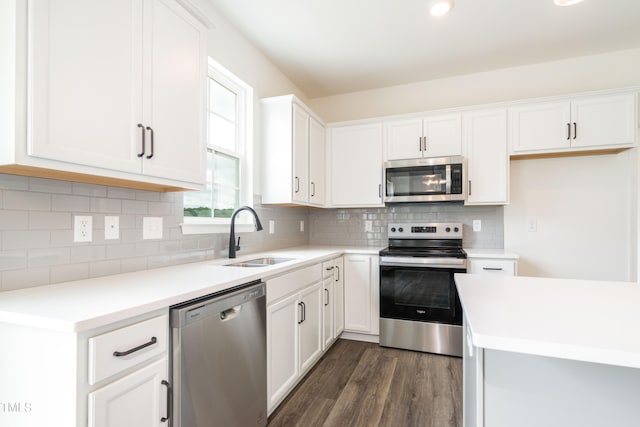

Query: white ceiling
207;0;640;98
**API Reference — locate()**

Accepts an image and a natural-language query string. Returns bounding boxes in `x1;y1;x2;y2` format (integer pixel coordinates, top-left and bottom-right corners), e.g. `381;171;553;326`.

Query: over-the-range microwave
384;156;466;203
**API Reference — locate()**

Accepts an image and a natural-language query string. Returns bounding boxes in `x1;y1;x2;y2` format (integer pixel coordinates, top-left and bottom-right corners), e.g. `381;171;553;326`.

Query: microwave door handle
445;164;451;194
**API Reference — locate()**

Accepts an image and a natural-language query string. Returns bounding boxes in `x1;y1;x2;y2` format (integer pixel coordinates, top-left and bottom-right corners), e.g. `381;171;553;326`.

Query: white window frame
181;58;254;235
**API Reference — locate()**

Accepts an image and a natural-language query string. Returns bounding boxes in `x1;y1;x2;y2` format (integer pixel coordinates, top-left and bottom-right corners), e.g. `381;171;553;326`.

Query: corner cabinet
0;0;207;191
262;95;326;206
327;123;384;207
509;92;637;156
463;109;509;205
384;113;462;161
0;309;170;427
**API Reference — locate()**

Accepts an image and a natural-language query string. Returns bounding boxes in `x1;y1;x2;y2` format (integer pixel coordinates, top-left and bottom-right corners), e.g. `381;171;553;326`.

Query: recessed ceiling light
554;0;584;6
430;0;454;17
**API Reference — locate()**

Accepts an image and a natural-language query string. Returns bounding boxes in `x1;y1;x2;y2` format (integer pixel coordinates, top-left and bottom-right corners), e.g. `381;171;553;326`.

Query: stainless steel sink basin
224;257;295;267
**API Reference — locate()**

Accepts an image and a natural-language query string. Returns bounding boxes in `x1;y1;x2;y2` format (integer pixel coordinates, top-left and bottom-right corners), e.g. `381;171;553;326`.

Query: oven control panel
388;222;463;239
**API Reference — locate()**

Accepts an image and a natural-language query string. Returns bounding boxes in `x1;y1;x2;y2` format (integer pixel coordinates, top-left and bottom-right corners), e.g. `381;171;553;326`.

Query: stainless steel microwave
384;156;466;203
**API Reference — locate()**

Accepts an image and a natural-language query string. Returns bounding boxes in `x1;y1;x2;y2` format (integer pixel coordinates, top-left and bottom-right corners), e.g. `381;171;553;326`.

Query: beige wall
308;48;640;122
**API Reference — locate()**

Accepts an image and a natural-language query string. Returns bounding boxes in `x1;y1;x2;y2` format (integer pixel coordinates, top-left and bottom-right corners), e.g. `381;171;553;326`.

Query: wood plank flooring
268;339;462;427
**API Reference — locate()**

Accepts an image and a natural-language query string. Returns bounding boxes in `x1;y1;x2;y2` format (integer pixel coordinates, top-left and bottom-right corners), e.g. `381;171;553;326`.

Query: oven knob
454;227;459;232
445;227;451;232
390;227;396;233
398;227;404;232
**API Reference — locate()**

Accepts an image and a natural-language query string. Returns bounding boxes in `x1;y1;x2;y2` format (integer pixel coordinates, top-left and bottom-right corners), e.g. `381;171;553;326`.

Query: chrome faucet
228;206;263;258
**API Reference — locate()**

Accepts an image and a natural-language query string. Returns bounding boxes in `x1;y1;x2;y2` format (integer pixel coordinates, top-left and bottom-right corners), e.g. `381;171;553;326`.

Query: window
182;59;253;233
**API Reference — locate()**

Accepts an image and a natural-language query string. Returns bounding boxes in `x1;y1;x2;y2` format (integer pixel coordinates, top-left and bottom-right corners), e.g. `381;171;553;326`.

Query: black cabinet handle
298;302;304;324
423;136;427;152
301;301;306;323
161;380;171;423
573;122;577;140
335;266;340;282
566;123;571;140
379;184;382;198
311;181;316;197
418;137;422;152
483;267;504;271
468;180;472;196
145;126;154;159
113;336;157;357
324;289;329;306
294;176;300;193
137;123;145;157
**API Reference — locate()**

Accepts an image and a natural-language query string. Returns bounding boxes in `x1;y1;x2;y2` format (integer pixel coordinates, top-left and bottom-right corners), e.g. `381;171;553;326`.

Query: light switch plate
143;217;163;240
74;215;93;242
269;220;275;234
473;220;482;232
300;220;305;232
365;220;373;232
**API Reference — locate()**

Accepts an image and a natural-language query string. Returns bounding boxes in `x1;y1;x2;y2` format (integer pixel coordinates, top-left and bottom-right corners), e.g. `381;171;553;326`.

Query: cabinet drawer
88;314;168;385
469;259;516;276
267;264;322;303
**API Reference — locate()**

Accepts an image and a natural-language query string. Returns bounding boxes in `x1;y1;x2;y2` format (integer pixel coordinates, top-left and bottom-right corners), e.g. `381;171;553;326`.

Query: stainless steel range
379;222;466;357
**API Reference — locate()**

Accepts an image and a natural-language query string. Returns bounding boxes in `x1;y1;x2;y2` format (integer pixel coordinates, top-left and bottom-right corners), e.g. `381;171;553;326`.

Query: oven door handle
380;256;467;268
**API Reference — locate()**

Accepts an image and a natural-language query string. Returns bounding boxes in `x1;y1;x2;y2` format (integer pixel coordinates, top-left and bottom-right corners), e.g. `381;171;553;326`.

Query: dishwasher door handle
220;305;242;321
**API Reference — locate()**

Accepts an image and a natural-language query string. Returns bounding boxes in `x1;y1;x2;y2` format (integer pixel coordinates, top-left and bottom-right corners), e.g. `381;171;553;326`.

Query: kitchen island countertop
455;273;640;369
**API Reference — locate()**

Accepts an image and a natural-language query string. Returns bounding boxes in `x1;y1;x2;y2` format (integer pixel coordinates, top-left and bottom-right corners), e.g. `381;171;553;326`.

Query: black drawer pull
161;380;171;423
482;267;504;271
113;336;157;357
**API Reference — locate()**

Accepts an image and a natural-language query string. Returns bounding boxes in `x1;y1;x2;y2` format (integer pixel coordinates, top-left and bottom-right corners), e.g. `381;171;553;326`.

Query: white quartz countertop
455;273;640;369
0;246;380;333
464;248;519;259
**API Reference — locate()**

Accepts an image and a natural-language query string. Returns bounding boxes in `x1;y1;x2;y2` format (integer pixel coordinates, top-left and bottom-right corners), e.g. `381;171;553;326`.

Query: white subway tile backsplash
70;245;106;263
107;187;136;200
0;250;28;271
52;194;90;212
2;267;49;291
29;177;72;194
50;263;89;284
0;210;29;230
122;200;148;214
0;174;29;190
90;197;122;213
3;230;50;250
3;190;51;211
72;182;107;197
29;212;71;230
28;248;70;267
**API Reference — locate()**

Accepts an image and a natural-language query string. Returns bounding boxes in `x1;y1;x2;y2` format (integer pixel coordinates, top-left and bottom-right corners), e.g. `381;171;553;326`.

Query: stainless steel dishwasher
170;280;267;427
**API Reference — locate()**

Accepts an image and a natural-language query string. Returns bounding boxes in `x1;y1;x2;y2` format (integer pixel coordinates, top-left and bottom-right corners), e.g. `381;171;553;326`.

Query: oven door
380;263;463;326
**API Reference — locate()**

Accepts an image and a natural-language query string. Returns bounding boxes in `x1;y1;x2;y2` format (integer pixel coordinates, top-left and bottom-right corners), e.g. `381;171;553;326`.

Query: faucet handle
235;236;241;252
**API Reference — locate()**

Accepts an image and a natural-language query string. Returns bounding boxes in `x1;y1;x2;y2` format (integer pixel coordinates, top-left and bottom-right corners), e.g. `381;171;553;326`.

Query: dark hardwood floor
268;339;462;427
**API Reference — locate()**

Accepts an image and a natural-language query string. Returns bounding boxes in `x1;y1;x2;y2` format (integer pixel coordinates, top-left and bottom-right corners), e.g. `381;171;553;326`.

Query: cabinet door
510;101;571;153
385;118;423;160
463;316;484;427
267;293;299;411
464;109;508;205
329;123;383;207
343;255;373;333
28;0;143;174
571;94;637;149
423;113;462;157
88;357;168;427
141;0;206;184
308;117;325;206
292;103;310;203
333;257;345;337
322;276;334;350
299;283;323;374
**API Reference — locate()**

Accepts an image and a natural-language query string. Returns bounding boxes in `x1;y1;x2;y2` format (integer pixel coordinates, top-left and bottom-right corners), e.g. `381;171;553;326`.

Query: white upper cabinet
328;123;384;207
2;0;207;190
510;93;637;155
385;113;462;160
464;109;509;205
262;95;326;206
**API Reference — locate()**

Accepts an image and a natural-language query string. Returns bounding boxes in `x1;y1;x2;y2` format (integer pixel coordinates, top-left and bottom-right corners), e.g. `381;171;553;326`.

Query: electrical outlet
365;220;373;232
74;215;93;242
473;219;482;232
527;218;538;232
105;216;119;240
143;217;163;240
300;220;305;232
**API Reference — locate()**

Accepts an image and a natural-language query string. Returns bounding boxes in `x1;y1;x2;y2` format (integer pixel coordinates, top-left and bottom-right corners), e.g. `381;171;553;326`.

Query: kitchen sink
224;257;295;267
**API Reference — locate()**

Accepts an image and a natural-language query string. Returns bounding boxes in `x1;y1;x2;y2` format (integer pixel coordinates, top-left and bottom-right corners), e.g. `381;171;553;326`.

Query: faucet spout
228;206;263;258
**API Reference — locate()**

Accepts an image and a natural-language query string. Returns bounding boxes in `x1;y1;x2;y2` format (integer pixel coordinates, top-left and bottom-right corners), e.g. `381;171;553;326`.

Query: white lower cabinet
343;254;379;335
88;357;168;427
0;310;170;427
266;264;323;414
322;256;345;350
468;258;518;276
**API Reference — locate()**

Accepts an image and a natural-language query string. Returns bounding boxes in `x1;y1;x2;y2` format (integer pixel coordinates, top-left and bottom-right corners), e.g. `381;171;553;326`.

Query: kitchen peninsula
456;274;640;427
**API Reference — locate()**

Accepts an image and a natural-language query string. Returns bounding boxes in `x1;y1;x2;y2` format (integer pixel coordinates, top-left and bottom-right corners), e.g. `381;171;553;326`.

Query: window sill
180;222;256;235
